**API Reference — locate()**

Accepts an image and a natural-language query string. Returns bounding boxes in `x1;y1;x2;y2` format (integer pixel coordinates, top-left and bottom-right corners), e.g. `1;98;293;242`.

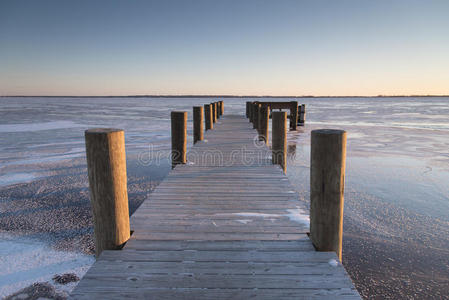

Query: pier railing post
299;104;306;125
204;104;213;130
193;106;204;144
290;101;298;131
214;101;220;120
310;129;346;261
85;128;130;258
272;111;287;173
249;102;254;123
253;103;260;130
259;105;270;144
219;100;224;116
171;111;187;166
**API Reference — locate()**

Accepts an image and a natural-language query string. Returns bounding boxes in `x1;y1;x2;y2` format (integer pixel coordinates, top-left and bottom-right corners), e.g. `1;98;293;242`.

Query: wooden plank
71;115;360;300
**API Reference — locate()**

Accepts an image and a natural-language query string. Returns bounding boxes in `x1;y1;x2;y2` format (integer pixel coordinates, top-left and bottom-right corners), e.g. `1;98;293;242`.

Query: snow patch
236;219;253;224
0;233;94;298
328;259;339;267
285;207;310;226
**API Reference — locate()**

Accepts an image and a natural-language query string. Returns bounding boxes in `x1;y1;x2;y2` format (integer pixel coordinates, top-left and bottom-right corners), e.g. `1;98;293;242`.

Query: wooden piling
214;101;221;120
171;111;187;166
299;104;306;125
272;111;287;173
212;102;217;123
253;103;260;130
249;102;253;123
246;101;250;118
84;129;130;258
219;100;224;116
310;129;347;261
193;106;204;144
290;101;298;130
259;105;270;144
204;104;213;130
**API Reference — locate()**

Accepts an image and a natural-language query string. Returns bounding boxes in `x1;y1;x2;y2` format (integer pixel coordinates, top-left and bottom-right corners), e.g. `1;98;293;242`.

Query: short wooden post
219;100;224;116
249;103;253;123
259;105;269;144
253;103;260;130
193;106;204;144
211;102;217;123
204;104;213;130
272;111;287;173
290;101;298;131
171;111;187;166
216;102;220;119
310;129;347;261
299;104;306;125
246;101;250;118
85;129;130;258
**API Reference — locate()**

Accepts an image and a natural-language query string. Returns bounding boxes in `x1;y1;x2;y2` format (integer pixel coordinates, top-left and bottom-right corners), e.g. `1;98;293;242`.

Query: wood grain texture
310;129;347;261
84;129;130;258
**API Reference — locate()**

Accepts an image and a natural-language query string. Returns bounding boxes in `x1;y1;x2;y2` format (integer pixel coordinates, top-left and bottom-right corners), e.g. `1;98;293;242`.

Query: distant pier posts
310;129;347;261
84;129;130;258
193;106;204;144
204;104;213;130
290;101;298;130
259;105;270;144
171;111;187;166
299;104;306;126
219;100;224;116
272;111;287;173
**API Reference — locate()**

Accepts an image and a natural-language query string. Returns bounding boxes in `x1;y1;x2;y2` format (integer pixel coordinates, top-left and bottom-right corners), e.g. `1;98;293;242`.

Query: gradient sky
1;0;449;96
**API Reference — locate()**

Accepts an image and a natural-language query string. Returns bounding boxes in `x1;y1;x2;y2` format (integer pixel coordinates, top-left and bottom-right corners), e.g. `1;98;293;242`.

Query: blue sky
1;0;448;96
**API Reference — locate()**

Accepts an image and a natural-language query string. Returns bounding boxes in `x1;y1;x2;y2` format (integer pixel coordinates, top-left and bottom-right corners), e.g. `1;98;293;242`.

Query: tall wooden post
253;103;260;130
219;100;224;116
299;104;306;125
310;129;347;261
290;101;298;131
246;101;250;118
171;111;187;166
204;104;213;130
211;102;217;123
193;106;204;144
215;101;221;120
249;102;253;123
85;129;130;258
259;105;270;144
272;111;287;173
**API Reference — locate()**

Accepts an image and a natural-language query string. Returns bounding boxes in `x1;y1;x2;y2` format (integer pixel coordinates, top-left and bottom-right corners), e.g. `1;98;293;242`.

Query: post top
312;129;346;135
171;111;187;115
85;128;123;134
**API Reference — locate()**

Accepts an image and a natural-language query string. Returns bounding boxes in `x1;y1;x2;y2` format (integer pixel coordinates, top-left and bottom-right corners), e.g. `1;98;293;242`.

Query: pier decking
71;115;360;299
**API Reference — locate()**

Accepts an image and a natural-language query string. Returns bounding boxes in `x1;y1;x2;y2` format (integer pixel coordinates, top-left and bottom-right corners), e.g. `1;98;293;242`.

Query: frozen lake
0;96;448;298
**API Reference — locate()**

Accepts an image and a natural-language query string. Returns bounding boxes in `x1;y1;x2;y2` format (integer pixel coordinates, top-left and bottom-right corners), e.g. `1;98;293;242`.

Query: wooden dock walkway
71;115;360;299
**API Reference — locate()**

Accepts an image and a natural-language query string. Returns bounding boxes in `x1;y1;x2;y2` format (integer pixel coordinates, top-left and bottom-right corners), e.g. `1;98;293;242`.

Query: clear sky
1;0;448;96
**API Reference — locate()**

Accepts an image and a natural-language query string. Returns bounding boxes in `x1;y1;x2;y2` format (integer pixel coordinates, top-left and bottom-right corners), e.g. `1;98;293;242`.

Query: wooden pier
72;114;360;299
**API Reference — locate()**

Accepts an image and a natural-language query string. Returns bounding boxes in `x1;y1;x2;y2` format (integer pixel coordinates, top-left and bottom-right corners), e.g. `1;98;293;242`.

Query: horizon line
1;94;449;98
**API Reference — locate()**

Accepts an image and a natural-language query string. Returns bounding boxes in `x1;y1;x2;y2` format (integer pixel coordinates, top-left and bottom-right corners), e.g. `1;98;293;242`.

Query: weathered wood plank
71;115;360;300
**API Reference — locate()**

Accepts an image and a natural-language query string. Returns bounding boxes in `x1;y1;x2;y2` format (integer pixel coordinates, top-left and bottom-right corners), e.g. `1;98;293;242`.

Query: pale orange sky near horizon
1;0;448;97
